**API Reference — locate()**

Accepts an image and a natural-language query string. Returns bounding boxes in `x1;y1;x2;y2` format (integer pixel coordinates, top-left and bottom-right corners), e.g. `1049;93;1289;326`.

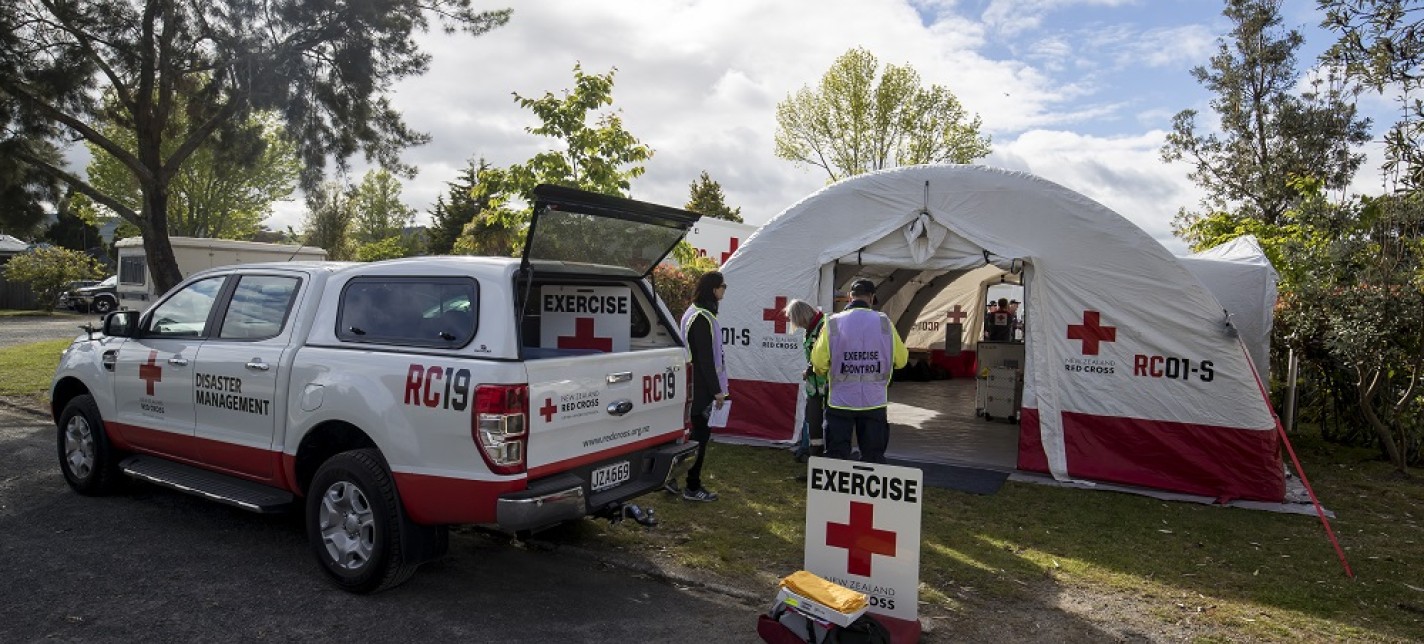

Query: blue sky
255;0;1395;254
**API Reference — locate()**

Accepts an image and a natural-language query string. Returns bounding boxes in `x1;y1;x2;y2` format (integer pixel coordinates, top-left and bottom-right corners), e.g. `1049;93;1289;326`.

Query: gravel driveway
0;403;765;643
0;313;101;348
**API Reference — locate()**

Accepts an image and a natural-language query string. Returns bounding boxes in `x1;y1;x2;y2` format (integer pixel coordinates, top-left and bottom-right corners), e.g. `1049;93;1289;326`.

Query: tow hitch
595;501;658;527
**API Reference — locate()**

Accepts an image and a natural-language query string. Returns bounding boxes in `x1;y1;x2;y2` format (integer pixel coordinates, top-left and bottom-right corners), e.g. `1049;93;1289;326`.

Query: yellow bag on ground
779;570;868;614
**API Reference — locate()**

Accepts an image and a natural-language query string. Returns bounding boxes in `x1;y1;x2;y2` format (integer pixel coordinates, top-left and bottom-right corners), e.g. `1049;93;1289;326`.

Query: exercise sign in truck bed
540;285;631;353
804;457;923;621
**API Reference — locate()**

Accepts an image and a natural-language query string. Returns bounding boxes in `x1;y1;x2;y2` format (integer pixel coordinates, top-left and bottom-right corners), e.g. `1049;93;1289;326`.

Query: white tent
714;165;1285;502
1178;236;1279;384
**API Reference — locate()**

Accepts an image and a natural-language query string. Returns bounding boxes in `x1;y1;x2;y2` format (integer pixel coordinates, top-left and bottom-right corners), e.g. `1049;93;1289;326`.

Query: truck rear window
337;277;478;348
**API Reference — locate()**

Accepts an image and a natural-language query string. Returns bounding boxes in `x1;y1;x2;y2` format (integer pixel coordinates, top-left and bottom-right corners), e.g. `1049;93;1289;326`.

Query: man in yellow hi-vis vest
811;279;907;463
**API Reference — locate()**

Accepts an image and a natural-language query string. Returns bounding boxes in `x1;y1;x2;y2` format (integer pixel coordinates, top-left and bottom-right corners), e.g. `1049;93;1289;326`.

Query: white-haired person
784;298;827;463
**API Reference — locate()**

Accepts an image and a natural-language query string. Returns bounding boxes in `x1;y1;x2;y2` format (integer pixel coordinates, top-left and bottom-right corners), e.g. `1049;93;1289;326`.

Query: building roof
0;234;31;254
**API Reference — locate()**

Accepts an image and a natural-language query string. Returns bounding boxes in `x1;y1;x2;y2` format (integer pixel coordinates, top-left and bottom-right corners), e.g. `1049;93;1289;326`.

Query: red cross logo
139;350;163;396
557;317;612;352
539;397;557;423
1067;310;1117;355
945;304;967;324
763;296;789;333
826;501;897;577
720;237;740;265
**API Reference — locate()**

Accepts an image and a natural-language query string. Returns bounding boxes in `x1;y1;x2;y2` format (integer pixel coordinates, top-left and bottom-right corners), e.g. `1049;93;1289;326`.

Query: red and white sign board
804;457;922;621
539;285;631;353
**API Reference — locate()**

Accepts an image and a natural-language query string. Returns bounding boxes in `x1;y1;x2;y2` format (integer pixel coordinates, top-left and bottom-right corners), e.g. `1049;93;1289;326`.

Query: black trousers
685;410;712;491
824;406;889;464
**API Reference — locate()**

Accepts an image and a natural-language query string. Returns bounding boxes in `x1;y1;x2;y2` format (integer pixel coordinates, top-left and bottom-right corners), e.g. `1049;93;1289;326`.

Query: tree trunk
1358;383;1407;473
141;187;184;296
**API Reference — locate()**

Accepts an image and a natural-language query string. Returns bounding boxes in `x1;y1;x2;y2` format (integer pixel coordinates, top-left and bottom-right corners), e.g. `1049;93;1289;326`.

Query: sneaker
682;488;719;502
663;479;682;495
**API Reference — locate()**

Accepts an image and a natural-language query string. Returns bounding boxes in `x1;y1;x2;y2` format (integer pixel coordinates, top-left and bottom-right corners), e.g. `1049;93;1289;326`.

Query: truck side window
338;277;478;347
143;276;225;338
217;275;301;340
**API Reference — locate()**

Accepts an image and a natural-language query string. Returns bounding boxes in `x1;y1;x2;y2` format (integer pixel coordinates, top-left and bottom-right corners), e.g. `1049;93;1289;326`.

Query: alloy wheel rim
318;481;375;570
64;416;95;479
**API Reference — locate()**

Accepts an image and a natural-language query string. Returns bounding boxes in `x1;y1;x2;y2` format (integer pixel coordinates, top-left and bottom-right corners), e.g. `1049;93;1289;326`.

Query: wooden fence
0;272;40;310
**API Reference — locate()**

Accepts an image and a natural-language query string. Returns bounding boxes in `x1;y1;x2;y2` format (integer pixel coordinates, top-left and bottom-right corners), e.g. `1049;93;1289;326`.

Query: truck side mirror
103;310;138;337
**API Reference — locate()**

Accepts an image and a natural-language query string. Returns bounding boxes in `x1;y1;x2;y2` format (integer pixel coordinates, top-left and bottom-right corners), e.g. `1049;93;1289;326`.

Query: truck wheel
306;449;418;593
57;394;122;495
92;296;116;315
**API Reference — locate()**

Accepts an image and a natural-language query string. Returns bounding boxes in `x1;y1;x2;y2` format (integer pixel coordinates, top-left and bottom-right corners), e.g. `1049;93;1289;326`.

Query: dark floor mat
886;458;1010;495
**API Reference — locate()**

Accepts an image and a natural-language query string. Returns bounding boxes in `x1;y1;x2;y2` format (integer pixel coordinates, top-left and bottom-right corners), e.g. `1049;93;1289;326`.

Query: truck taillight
472;384;528;475
682;361;693;442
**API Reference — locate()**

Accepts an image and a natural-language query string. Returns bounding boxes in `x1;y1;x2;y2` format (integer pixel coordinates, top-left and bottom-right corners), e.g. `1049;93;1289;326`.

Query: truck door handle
246;360;270;371
606;372;632;385
606;400;634;416
167;357;189;366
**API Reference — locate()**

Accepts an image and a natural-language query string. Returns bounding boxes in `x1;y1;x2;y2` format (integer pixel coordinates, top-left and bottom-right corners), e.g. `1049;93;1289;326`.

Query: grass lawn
541;437;1423;642
4;339;1420;640
0;339;71;400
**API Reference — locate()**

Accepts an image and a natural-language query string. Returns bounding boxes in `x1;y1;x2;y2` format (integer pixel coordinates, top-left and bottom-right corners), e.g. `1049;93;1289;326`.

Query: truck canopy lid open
523;184;700;278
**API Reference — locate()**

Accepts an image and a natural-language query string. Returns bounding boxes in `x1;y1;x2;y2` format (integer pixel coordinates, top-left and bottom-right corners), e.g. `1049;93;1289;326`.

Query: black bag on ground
756;603;892;644
825;614;891;644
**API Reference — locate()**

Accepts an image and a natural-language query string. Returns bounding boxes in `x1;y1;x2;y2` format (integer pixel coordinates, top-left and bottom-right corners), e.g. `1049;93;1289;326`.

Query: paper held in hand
708;400;732;428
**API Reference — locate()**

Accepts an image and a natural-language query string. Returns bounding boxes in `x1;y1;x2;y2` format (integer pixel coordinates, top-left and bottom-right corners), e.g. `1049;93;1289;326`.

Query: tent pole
1283;348;1299;433
1275;419;1355;578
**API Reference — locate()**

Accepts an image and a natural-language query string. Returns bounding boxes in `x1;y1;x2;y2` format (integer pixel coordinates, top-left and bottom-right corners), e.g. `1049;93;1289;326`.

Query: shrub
3;246;105;312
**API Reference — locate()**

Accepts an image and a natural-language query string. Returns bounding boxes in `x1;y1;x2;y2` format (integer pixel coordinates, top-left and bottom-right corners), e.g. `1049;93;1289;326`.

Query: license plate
590;461;631;492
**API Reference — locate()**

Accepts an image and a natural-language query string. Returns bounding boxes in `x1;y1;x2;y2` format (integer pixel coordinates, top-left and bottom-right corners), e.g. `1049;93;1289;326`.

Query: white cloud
981;0;1140;37
989;129;1201;253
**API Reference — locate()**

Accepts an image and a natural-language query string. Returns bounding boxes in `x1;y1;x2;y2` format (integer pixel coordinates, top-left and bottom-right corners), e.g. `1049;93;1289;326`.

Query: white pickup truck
49;185;701;593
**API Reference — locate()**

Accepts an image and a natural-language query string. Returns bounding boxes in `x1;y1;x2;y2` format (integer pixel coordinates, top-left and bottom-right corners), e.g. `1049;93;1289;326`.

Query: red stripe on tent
1016;408;1048;472
721;379;799;441
1017;409;1285;502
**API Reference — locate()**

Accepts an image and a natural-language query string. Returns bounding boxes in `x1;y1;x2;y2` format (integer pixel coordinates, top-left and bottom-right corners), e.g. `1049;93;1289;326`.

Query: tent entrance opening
883;379;1018;470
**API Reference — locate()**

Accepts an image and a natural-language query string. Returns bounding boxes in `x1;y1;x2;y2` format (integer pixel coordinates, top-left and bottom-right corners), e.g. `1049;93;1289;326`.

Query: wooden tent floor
883;378;1019;471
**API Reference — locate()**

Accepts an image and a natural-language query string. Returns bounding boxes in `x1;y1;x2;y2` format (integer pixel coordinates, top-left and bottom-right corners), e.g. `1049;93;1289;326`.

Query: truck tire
306;449;419;593
57;394;123;495
92;295;116;315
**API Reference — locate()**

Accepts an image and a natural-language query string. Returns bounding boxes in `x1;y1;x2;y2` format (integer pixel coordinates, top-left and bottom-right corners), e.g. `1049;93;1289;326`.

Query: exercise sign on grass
804;456;922;621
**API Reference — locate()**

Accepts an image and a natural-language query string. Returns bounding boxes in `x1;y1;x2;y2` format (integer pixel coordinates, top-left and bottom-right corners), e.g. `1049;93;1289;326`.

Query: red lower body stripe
1017;408;1285;502
105;420;527;524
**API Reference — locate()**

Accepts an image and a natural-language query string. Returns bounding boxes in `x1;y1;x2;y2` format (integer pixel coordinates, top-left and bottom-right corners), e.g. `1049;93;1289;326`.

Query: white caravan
115;236;327;311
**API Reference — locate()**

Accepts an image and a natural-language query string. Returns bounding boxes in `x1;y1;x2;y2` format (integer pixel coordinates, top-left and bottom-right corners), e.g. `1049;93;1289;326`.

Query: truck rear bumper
495;440;698;533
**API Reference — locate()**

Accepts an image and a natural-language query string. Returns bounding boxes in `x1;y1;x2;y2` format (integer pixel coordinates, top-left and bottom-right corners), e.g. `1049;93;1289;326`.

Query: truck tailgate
524;347;686;475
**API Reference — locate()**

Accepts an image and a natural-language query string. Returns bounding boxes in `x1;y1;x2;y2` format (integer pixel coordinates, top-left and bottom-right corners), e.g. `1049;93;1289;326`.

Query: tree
1276;189;1424;473
2;245;105;312
301;182;356;262
774;47;991;183
685;171;743;223
84;98;300;240
427;159;491;255
43;191;104;257
452;65;653;255
351;169;416;244
0;1;510;295
1162;0;1371;228
0;137;62;237
1321;0;1424;190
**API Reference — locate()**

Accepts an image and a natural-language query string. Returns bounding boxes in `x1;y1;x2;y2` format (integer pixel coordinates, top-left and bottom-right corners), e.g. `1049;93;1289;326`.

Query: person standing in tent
986;297;1016;342
784;299;827;464
812;279;908;464
668;271;728;502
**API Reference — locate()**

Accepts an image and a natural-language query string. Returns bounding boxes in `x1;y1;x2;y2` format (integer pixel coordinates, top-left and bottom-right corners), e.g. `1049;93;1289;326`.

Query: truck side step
119;455;294;513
